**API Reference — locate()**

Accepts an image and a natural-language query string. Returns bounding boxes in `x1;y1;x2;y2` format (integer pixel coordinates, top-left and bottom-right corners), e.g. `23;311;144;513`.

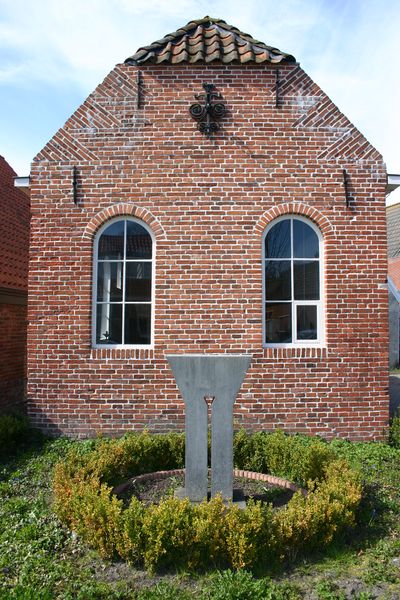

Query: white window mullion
103;262;111;342
121;220;127;344
291;218;295;343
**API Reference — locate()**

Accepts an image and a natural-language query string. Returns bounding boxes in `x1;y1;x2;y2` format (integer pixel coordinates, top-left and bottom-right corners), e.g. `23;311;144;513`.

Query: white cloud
0;0;206;89
0;0;399;173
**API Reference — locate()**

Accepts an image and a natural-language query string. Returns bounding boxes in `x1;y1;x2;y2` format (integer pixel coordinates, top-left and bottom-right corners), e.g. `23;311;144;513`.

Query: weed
137;582;192;599
315;580;346;599
202;570;301;600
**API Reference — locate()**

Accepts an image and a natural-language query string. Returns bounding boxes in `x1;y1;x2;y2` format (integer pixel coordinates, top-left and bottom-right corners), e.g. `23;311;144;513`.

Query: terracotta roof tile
125;16;296;66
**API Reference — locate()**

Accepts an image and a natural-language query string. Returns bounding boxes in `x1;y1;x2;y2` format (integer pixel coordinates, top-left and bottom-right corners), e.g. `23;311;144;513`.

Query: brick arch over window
83;204;167;242
254;203;335;241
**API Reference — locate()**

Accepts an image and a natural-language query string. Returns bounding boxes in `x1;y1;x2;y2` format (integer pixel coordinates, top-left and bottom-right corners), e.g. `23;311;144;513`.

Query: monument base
174;486;247;509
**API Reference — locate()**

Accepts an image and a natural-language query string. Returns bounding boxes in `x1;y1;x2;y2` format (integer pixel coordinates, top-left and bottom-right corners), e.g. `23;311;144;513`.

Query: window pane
126;222;152;259
293;220;319;258
297;305;317;340
126;262;152;301
265;303;292;343
125;304;151;344
265;261;291;300
294;261;319;300
98;221;125;260
96;303;122;344
265;220;291;258
97;262;123;302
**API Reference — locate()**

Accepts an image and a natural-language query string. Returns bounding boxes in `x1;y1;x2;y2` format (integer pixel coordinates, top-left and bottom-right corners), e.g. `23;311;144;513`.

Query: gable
34;18;382;167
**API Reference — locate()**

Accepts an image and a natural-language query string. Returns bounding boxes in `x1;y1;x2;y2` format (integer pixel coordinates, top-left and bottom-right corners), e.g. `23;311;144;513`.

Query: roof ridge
125;17;296;66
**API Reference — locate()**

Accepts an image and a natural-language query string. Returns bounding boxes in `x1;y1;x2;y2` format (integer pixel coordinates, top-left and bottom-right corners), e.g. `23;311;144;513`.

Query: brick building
0;156;30;413
386;183;400;368
28;17;389;439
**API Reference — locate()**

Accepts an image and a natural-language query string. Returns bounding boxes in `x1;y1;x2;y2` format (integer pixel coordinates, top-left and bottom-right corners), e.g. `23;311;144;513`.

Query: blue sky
1;0;399;186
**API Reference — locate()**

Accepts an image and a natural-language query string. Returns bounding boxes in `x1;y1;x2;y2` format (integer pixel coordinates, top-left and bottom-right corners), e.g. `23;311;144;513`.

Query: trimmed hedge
53;430;362;571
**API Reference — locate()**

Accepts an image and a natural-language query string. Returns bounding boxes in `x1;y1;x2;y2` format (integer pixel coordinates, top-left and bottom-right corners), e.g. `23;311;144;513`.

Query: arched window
93;217;154;347
263;216;323;346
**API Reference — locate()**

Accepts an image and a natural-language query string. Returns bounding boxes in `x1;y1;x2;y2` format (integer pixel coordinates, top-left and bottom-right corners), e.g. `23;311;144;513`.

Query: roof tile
125;16;296;66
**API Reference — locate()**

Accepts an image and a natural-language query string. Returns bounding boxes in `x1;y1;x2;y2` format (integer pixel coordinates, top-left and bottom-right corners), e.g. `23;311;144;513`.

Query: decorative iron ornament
189;83;226;137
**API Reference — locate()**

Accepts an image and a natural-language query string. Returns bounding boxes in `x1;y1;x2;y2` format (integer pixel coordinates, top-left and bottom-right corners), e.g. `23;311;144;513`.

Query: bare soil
115;474;295;507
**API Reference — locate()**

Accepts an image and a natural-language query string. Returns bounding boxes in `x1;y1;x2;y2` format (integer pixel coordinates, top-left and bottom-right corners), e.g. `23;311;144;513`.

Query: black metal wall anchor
343;168;353;209
72;166;78;204
136;70;143;109
189;83;226;137
275;69;282;108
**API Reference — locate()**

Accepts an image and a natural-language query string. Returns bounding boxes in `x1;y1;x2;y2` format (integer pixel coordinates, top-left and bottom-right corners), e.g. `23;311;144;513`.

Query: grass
0;417;400;598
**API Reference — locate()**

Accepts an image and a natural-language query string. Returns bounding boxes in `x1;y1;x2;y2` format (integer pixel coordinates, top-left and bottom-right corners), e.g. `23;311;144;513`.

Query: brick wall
28;63;388;440
0;157;30;413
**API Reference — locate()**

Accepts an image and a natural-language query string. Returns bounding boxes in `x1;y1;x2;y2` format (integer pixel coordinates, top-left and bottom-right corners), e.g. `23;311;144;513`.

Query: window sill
263;345;327;359
90;346;154;360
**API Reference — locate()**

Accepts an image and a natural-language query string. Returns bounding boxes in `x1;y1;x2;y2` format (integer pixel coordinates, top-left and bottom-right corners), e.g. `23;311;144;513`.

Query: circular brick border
113;468;306;497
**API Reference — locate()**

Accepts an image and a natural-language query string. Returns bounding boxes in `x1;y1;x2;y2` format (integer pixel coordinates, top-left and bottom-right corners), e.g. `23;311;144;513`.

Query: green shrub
275;459;361;560
142;496;195;571
116;496;146;563
53;430;362;572
82;430;184;484
53;472;123;558
0;413;30;454
192;494;230;567
233;429;335;487
224;500;275;569
389;412;400;448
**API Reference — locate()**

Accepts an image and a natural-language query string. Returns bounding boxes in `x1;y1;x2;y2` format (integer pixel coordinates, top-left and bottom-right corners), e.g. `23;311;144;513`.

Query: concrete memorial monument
167;354;252;502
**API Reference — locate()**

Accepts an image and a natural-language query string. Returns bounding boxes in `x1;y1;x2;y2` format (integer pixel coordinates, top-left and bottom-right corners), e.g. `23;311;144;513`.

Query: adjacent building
0;156;30;413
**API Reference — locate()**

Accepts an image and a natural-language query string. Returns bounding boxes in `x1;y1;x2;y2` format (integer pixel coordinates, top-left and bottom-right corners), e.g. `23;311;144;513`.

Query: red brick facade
0;157;29;413
28;59;388;440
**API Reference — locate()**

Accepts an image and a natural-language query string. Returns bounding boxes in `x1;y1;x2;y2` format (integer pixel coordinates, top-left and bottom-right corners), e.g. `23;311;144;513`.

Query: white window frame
92;216;155;349
262;215;325;348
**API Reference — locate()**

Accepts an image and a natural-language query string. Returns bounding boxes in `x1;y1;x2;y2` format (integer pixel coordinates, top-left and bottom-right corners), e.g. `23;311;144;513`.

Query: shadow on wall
26;404;69;438
0;379;27;416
